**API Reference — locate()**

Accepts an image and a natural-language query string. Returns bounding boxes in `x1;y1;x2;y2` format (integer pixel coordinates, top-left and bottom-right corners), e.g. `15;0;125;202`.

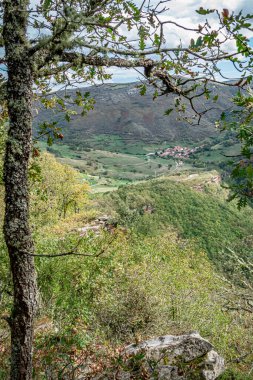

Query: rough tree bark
3;1;38;379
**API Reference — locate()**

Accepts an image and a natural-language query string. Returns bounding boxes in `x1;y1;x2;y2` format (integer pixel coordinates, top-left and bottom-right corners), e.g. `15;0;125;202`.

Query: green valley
36;82;242;193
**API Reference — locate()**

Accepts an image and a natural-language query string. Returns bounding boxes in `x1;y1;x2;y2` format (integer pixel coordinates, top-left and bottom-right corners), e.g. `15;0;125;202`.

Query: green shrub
218;369;253;380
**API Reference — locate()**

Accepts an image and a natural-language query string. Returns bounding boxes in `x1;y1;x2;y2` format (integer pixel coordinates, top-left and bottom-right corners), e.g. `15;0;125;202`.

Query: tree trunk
3;1;38;379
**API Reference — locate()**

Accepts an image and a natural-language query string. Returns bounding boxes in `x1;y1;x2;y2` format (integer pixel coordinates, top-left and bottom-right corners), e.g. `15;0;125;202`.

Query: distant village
147;145;203;160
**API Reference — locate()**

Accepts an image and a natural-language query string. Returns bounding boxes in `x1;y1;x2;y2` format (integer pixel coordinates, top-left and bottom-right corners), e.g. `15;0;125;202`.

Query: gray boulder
121;332;225;380
77;332;225;379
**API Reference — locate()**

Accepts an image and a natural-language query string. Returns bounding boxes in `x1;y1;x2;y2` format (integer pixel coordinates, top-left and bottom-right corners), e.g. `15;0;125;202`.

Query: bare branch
23;249;106;258
19;235;116;259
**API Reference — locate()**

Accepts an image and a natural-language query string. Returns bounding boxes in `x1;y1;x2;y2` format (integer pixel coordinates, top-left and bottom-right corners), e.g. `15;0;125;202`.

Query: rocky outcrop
77;215;116;236
78;332;225;379
121;332;225;379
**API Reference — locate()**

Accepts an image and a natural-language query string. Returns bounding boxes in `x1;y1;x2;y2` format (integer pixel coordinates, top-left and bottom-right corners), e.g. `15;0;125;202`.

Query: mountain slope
36;81;237;149
101;173;253;267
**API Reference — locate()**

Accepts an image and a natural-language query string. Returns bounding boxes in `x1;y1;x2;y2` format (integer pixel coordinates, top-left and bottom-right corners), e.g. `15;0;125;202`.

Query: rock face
120;332;225;380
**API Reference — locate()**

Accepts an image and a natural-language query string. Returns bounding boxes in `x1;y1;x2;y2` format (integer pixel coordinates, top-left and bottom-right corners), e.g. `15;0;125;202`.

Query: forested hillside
36;82;238;153
101;173;253;266
36;82;237;148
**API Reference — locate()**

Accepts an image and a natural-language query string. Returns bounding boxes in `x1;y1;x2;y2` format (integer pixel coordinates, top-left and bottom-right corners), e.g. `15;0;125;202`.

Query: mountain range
36;81;238;150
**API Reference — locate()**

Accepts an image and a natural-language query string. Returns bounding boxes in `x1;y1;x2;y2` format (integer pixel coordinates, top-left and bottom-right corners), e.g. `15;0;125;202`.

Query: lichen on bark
3;1;38;379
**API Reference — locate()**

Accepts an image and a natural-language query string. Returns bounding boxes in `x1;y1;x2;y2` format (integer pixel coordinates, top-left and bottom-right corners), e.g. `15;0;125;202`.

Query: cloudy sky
110;0;253;83
0;0;252;84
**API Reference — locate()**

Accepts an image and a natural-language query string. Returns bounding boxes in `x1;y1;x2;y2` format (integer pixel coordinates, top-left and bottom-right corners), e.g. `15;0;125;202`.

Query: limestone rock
120;332;225;380
77;332;225;380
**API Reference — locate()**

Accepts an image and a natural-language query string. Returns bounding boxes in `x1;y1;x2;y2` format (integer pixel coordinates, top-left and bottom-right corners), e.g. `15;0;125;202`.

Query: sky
0;0;252;84
109;0;253;83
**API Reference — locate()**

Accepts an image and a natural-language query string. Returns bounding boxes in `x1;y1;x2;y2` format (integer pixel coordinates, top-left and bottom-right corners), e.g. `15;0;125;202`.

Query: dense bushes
27;229;253;362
